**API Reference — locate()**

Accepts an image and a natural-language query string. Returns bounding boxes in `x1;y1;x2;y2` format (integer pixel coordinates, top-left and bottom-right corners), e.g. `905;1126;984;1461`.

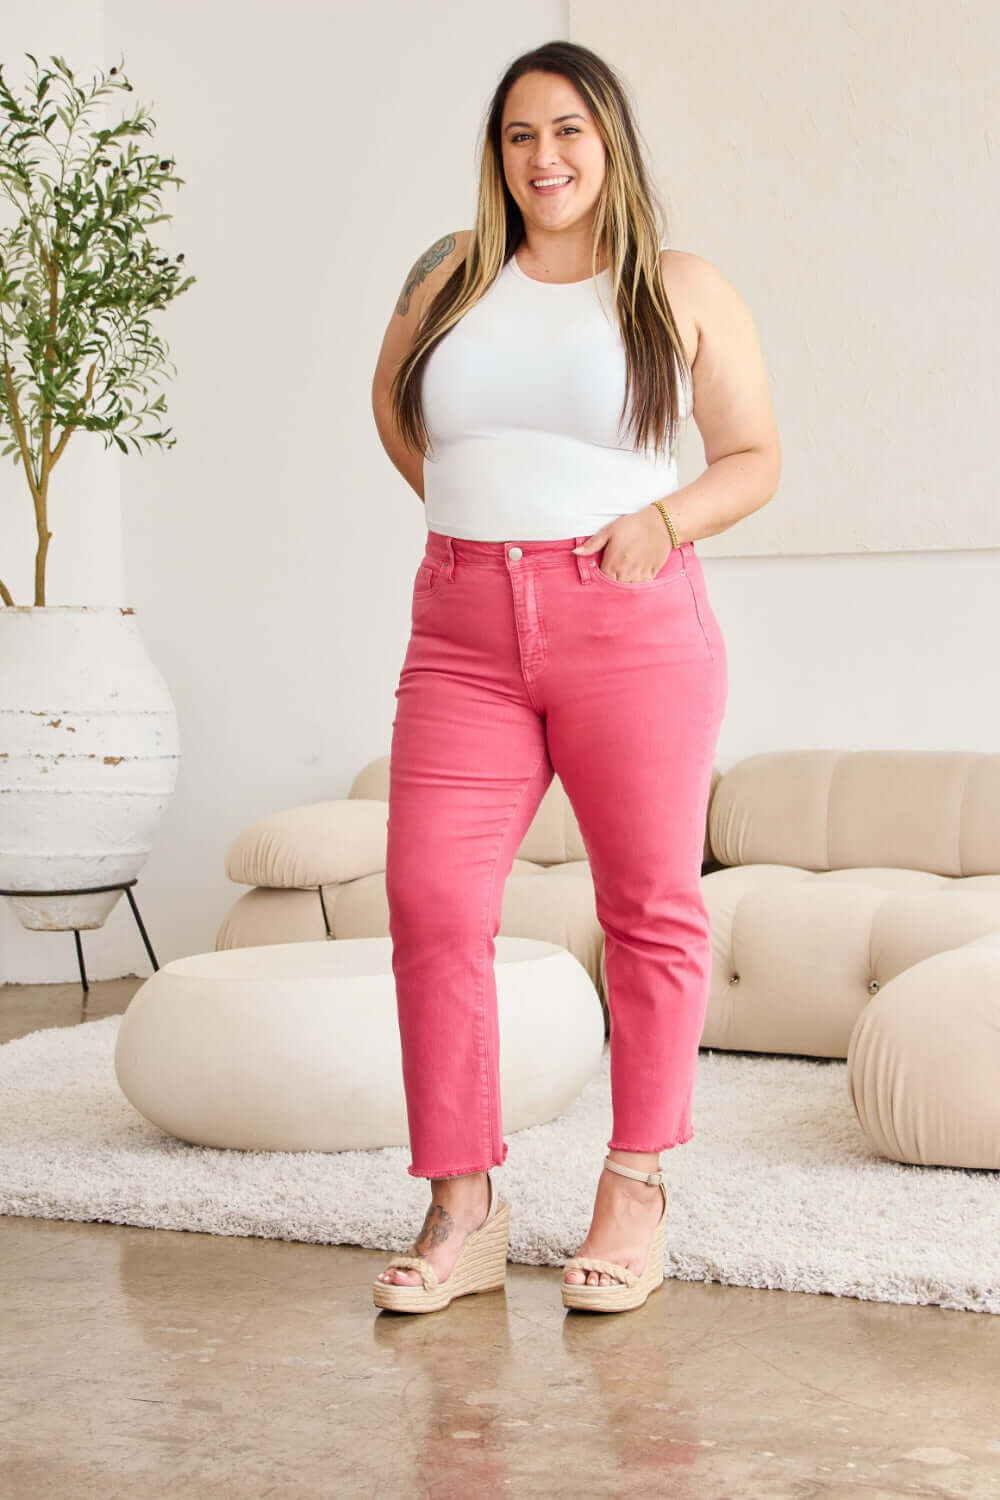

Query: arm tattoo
395;233;457;317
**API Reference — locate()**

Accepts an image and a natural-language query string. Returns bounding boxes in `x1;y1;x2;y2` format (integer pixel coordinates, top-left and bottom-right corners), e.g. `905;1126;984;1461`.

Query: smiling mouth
530;176;573;192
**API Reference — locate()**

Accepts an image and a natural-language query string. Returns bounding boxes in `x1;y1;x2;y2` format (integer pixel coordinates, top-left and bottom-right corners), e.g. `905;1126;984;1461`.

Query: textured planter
0;605;180;931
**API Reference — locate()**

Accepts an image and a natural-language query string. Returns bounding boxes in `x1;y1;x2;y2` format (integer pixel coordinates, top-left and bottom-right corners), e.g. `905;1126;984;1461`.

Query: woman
371;40;780;1314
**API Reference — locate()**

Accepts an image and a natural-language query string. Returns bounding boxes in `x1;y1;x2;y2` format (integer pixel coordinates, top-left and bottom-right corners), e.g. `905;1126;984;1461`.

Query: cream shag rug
0;1016;997;1315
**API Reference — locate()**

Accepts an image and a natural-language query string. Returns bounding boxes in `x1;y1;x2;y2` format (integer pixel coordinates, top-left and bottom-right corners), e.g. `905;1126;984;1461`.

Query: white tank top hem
421;248;692;542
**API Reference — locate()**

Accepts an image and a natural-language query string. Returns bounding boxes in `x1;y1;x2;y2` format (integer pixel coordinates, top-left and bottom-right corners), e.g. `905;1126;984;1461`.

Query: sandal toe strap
385;1254;438;1290
562;1255;638;1288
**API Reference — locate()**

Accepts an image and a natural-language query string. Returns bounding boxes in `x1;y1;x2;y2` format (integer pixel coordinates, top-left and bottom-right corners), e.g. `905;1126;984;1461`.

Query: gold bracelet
651;499;680;549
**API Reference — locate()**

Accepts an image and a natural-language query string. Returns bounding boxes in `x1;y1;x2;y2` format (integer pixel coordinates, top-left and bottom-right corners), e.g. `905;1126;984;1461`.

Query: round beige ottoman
847;932;1000;1169
114;935;604;1152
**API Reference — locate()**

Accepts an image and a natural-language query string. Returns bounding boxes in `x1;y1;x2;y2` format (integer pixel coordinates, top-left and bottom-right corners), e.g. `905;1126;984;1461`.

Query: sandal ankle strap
603;1155;664;1186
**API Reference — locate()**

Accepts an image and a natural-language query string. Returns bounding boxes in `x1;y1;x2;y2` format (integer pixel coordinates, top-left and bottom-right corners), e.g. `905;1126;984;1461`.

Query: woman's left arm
574;254;781;573
660;250;782;543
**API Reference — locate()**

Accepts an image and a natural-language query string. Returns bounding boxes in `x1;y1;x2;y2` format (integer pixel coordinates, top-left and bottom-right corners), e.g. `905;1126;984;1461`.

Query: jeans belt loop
574;536;594;584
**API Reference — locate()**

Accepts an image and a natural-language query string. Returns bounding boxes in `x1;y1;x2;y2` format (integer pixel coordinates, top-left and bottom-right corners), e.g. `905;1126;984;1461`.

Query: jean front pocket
589;542;687;591
412;558;443;598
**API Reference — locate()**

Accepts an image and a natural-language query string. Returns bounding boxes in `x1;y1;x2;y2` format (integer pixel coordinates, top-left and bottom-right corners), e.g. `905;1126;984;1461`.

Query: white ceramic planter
0;605;180;931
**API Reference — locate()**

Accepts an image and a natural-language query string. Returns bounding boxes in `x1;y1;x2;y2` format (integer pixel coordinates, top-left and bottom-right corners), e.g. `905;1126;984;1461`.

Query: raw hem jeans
385;530;728;1180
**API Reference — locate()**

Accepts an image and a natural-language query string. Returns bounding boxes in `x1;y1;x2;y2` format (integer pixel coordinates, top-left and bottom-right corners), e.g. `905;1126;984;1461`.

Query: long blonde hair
390;40;690;462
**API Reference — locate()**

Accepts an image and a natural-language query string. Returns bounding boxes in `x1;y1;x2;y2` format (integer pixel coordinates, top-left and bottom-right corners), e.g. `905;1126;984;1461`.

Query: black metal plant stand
0;879;160;994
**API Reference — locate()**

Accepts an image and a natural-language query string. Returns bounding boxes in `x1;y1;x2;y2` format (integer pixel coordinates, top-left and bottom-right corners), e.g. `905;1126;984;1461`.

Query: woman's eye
511;127;580;143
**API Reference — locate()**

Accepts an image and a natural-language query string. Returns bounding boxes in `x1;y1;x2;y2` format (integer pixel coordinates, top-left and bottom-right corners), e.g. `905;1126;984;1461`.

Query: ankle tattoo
416;1204;455;1251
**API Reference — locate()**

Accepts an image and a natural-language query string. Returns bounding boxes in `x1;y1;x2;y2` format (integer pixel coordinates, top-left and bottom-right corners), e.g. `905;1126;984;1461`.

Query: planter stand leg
69;882;161;994
72;928;89;993
123;884;160;976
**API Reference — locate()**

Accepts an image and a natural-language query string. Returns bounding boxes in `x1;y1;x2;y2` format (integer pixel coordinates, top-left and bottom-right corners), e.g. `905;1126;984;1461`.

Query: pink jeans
385;530;727;1179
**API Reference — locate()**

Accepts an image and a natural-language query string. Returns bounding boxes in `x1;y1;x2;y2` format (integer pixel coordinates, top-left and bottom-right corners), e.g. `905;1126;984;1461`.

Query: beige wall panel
571;0;997;556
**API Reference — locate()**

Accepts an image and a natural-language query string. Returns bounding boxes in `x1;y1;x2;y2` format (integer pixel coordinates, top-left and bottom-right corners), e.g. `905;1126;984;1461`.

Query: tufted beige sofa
219;748;1000;1171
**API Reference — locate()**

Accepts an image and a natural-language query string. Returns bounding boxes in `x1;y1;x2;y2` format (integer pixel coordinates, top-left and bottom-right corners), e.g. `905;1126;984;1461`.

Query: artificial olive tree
0;52;195;605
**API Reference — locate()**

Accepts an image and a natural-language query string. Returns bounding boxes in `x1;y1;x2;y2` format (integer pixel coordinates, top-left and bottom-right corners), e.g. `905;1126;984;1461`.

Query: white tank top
421;251;692;541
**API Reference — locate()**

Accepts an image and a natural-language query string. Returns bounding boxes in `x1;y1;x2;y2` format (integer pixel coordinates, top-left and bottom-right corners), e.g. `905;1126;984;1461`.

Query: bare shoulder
395;229;472;318
659;249;743;333
660;249;780;468
660;249;759;348
658;246;703;287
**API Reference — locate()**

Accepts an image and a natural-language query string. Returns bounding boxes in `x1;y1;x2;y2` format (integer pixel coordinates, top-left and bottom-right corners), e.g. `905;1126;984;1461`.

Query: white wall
0;0;568;981
2;1;997;984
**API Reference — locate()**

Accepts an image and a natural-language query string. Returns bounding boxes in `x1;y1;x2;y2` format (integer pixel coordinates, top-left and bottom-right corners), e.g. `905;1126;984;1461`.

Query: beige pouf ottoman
114;935;604;1152
847;931;1000;1170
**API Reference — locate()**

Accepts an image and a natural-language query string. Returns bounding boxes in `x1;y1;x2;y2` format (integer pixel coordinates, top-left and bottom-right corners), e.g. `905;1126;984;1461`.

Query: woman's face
500;71;606;234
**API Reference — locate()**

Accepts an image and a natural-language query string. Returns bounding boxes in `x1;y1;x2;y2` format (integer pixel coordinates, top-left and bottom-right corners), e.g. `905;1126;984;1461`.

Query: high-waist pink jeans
385;529;727;1179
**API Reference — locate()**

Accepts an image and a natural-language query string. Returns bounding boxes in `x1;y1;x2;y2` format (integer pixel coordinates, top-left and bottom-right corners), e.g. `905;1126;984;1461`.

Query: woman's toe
379;1267;419;1285
563;1266;628;1287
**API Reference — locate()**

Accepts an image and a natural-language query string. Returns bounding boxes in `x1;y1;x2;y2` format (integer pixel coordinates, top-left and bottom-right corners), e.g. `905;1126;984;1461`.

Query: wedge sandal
560;1156;668;1313
372;1170;510;1314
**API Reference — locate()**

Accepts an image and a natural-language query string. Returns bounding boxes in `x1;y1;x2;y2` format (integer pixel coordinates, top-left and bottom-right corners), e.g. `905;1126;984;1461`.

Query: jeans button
508;546;523;561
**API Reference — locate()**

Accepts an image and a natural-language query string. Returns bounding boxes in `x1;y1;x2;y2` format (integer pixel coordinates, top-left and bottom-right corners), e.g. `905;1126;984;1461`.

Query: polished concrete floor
2;976;999;1499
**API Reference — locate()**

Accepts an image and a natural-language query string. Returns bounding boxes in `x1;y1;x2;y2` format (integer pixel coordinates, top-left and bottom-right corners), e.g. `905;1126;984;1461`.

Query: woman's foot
563;1154;664;1287
376;1171;492;1288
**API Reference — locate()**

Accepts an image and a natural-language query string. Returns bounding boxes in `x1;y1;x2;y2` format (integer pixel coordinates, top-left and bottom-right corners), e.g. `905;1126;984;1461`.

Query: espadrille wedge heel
560;1156;668;1313
372;1170;510;1314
